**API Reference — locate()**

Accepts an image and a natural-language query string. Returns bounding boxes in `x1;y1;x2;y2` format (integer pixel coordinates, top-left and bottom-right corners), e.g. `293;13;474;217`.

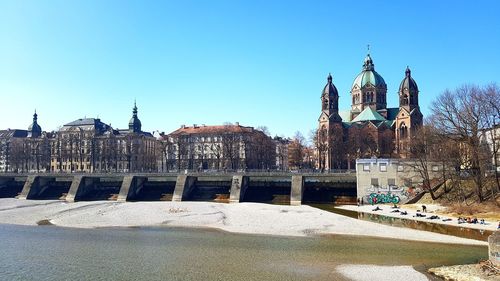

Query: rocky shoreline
429;261;499;281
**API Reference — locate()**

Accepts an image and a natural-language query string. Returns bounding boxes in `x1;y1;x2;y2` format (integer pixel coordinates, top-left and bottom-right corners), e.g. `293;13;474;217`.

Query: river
0;224;487;281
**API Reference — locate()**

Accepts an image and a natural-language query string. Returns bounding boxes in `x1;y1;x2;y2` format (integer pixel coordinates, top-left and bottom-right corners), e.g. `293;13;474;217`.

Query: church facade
317;53;423;170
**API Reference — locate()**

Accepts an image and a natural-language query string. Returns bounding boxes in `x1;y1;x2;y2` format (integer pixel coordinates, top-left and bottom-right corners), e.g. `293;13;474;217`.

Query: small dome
399;66;419;93
28;122;42;133
129;117;142;129
322;73;338;96
352;54;386;89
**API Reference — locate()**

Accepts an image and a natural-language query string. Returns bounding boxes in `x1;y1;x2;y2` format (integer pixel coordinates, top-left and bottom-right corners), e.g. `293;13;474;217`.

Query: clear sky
1;0;499;139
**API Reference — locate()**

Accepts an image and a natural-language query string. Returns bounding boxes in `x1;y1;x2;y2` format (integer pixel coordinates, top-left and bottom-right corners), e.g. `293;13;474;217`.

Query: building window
379;163;387;172
363;164;370;171
371;178;379;187
388;178;396;186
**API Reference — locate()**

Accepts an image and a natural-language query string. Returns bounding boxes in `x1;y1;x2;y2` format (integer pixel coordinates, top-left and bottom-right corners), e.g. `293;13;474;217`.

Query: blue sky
1;0;499;138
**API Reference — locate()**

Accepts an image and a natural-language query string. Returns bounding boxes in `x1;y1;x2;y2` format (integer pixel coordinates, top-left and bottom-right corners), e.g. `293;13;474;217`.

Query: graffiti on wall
364;185;422;204
368;192;400;204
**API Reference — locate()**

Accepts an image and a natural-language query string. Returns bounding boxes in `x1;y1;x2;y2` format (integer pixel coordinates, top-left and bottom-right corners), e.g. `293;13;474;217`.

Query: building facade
318;53;423;170
0;112;51;173
356;158;442;204
49;103;158;173
160;123;276;172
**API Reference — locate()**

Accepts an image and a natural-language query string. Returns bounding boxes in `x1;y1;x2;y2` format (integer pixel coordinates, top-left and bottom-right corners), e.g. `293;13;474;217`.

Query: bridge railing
0;169;355;177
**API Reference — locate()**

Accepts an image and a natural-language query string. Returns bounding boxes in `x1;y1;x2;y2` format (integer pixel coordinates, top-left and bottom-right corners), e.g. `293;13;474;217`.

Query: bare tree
431;84;496;202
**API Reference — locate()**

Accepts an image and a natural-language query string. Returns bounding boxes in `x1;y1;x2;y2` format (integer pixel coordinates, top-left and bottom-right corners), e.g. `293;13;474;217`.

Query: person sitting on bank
421;205;427;213
400;211;408;215
372;206;382;211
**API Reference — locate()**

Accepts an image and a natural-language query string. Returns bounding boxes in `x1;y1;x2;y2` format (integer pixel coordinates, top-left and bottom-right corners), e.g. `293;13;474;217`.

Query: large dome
351;54;386;89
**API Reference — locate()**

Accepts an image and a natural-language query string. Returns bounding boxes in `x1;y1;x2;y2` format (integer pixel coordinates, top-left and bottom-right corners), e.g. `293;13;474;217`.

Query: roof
0;129;28;138
60;118;112;133
352;107;386;122
322;74;338;97
399;67;419;93
352;54;386;89
386;108;399;121
352;69;386;89
169;124;258;136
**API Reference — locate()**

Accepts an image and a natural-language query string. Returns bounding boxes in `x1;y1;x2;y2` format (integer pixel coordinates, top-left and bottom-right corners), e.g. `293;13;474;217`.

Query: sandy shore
0;198;487;246
337;204;498;232
337;265;429;281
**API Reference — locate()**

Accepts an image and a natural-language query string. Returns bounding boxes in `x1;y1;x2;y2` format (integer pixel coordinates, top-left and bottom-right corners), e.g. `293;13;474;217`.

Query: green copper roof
351;54;386;89
352;70;386;89
352;107;387;122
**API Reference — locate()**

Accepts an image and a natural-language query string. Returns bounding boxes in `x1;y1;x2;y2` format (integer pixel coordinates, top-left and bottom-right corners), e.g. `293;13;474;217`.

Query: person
357;198;360;207
400;211;408;215
472;217;478;224
466;217;472;223
497;222;500;229
361;197;364;206
422;205;427;213
480;219;485;225
372;206;382;211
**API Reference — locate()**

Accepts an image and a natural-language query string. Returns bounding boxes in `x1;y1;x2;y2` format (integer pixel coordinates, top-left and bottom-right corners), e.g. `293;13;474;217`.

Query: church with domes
317;52;423;170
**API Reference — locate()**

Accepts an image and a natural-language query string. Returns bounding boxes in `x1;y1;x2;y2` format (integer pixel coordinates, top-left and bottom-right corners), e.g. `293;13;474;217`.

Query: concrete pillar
172;175;196;202
117;176;147;202
229;175;248;203
290;175;304;206
18;175;38;200
66;176;100;202
489;232;500;268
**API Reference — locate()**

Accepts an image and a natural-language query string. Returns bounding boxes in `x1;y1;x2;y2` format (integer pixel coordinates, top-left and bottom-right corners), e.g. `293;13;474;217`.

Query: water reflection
0;224;487;281
311;204;493;242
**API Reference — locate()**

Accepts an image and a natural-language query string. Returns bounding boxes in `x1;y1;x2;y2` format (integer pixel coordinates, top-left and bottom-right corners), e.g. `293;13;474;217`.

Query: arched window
400;123;408;139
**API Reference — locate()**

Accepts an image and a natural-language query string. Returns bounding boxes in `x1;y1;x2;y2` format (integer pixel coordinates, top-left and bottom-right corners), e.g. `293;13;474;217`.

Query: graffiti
368;192;400;205
364;184;423;204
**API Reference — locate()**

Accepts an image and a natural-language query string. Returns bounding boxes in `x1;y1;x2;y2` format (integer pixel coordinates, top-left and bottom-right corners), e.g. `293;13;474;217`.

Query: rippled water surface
0;224;487;281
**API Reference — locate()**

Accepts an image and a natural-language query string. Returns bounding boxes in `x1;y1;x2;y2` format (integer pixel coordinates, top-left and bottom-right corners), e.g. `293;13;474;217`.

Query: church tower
128;101;142;133
395;67;423;157
27;110;42;138
317;73;343;170
350;52;388;119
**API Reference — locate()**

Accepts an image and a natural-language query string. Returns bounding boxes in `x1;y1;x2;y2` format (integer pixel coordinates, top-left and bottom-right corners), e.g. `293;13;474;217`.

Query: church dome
28;111;42;137
128;102;142;133
322;73;338;96
399;66;419;93
351;54;386;89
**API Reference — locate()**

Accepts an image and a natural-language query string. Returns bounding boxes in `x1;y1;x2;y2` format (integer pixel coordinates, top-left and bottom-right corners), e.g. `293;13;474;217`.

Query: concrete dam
0;173;357;205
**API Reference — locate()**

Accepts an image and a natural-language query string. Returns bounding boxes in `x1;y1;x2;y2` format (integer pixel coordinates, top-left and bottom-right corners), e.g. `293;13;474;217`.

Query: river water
0;224;487;281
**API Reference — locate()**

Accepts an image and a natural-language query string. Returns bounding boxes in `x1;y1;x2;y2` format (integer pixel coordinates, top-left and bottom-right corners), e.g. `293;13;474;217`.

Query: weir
1;172;357;204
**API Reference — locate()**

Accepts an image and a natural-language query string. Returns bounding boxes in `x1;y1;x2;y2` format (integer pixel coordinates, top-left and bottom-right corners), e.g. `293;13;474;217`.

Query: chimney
181;124;185;129
235;122;240;126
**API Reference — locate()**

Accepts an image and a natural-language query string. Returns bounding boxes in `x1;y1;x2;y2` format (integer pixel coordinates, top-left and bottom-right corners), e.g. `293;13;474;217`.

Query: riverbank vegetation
410;84;499;207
